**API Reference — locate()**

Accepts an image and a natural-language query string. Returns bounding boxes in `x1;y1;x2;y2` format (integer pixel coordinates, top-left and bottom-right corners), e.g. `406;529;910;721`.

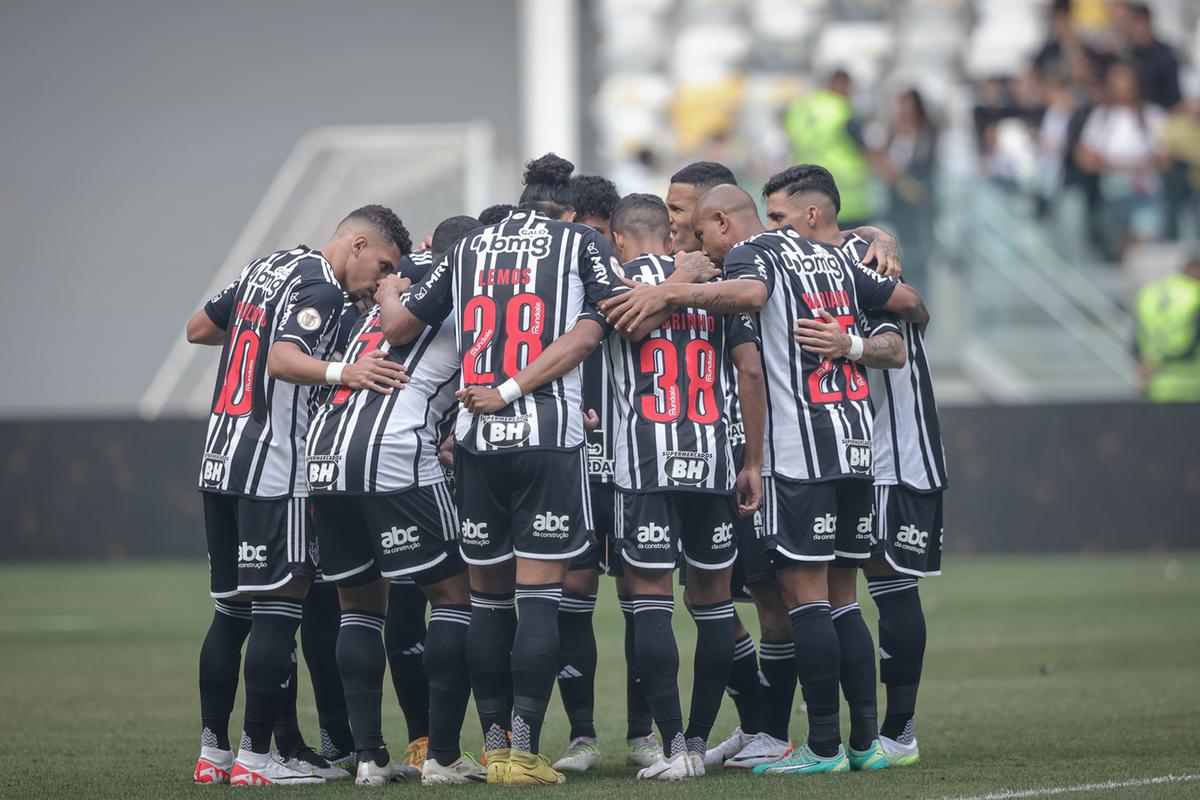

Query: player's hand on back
793;309;851;359
456;386;507;415
600;283;672;338
862;234;901;278
342;351;409;394
673;250;720;283
735;463;762;517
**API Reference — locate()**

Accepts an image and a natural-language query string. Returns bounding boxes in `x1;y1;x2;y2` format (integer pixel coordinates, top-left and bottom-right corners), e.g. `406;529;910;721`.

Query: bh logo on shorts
636;522;671;549
812;514;837;541
712;522;734;547
201;455;227;488
307;457;341;490
896;524;929;553
532;513;570;539
663;451;711;485
238;542;269;568
380;526;420;554
843;440;872;473
483;415;532;448
461;520;489;544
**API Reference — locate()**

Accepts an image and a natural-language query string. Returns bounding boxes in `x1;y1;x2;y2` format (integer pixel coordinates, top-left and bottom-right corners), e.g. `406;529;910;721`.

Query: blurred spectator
1125;3;1182;111
1075;62;1170;260
1135;252;1200;402
1034;74;1079;214
872;89;938;291
784;70;873;228
1033;0;1105;83
612;147;663;196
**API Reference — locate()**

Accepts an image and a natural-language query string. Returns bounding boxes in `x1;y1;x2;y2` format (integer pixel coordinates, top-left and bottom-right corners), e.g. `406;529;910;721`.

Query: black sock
557;592;598;740
272;645;302;758
726;633;763;736
468;591;515;750
510;584;562;755
685;600;735;751
631;595;684;757
301;582;352;758
832;602;878;750
619;597;654;740
199;599;252;751
385;579;430;743
868;576;925;743
336;610;388;759
789;601;841;757
758;639;796;742
425;604;472;766
241;598;305;754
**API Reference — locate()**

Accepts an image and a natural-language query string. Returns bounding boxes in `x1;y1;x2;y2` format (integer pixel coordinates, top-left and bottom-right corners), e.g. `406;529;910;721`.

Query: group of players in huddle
186;152;946;786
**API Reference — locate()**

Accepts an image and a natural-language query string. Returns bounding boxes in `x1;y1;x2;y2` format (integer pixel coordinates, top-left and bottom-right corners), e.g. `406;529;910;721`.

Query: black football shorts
761;476;874;565
613;489;737;572
203;493;316;597
872;484;944;577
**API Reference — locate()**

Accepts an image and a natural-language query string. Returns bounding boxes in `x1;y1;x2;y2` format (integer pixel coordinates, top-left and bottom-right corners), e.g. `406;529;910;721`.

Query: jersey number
806;314;869;404
639;339;718;424
330;330;386;405
462;294;545;385
213;329;260;417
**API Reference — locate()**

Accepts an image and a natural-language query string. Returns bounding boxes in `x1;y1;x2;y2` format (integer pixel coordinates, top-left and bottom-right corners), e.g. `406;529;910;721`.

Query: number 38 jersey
723;227;898;483
404;209;628;455
199;246;348;498
606;254;758;494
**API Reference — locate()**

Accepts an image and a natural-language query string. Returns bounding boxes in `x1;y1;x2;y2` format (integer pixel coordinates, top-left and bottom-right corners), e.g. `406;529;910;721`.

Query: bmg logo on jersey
663;451;712;485
712;522;734;547
483;415;532;448
306;456;341;490
843;440;872;473
380;525;420;554
461;520;489;543
532;513;570;539
896;524;929;552
812;513;837;540
201;455;228;488
636;522;672;549
238;541;269;568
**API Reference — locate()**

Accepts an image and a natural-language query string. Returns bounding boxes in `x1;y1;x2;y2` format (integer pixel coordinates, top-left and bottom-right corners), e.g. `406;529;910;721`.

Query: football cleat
636;751;701;781
502;750;566;785
421;754;488;785
880;734;920;767
752;743;850;775
704;727;749;767
724;732;793;769
483;747;510;783
354;757;405;787
230;751;325;785
286;746;352;780
325;750;356;773
848;739;890;771
552;736;600;771
194;747;233;784
626;734;664;767
404;736;428;768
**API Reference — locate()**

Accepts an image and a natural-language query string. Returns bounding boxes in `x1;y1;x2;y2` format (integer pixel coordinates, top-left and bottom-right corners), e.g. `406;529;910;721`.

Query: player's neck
622;239;669;261
316;238;349;288
809;223;844;246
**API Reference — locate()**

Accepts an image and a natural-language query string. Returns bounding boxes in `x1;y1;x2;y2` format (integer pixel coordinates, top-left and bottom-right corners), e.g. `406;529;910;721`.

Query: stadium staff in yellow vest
785;70;873;228
1135;253;1200;402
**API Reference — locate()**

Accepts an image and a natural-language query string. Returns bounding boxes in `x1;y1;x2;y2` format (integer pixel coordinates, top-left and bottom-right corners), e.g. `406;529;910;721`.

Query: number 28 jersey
607;255;758;493
199;246;348;498
404;209;628;455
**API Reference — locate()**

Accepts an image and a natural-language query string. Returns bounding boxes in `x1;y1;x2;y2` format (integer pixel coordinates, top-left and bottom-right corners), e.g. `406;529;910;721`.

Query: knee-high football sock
557;592;598;740
241;598;305;754
832;602;878;750
619;596;654;740
685;601;736;754
867;576;925;743
726;633;764;736
509;584;562;755
199;599;252;751
757;639;796;742
385;579;430;743
631;595;684;757
272;645;302;758
301;582;353;758
468;591;515;750
788;601;841;757
424;604;472;766
336;610;388;763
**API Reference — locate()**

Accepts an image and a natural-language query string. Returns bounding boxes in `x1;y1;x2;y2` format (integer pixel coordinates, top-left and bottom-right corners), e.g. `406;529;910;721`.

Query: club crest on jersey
201;454;228;488
610;256;625;278
472;228;552;259
295;307;323;331
662;450;711;485
482;414;532;448
843;439;872;473
306;456;341;490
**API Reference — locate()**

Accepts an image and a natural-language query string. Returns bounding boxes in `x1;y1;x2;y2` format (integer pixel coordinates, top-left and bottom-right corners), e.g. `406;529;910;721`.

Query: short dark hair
761;164;841;214
431;215;481;264
611;193;670;241
571;175;620;222
1128;2;1151;21
519;153;577;218
669;161;736;191
340;204;412;255
478;203;516;226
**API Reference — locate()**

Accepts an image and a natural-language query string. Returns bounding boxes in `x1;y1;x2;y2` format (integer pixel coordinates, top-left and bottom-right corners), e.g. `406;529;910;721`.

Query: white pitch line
940;774;1200;800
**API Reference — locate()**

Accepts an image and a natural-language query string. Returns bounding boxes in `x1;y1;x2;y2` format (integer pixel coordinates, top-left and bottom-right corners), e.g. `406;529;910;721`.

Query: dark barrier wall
1;403;1198;560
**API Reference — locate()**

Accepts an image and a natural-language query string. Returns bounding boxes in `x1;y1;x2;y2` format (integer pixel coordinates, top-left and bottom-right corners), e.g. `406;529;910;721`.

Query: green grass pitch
1;555;1197;799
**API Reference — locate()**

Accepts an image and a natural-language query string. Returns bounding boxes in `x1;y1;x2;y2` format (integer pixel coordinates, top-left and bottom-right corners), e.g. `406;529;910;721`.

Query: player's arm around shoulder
731;340;765;517
377;273;425;346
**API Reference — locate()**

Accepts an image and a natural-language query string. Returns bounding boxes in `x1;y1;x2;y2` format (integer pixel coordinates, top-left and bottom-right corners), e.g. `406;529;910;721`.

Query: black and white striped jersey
304;303;459;495
404;209;628;455
606;254;758;493
838;238;949;492
723;227;898;483
399;249;434;280
199;246;348;498
581;348;618;484
722;311;760;469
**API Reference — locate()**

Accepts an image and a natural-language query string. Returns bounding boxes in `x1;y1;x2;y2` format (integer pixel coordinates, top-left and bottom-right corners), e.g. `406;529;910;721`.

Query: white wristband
325;362;346;385
497;378;523;405
846;334;865;362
